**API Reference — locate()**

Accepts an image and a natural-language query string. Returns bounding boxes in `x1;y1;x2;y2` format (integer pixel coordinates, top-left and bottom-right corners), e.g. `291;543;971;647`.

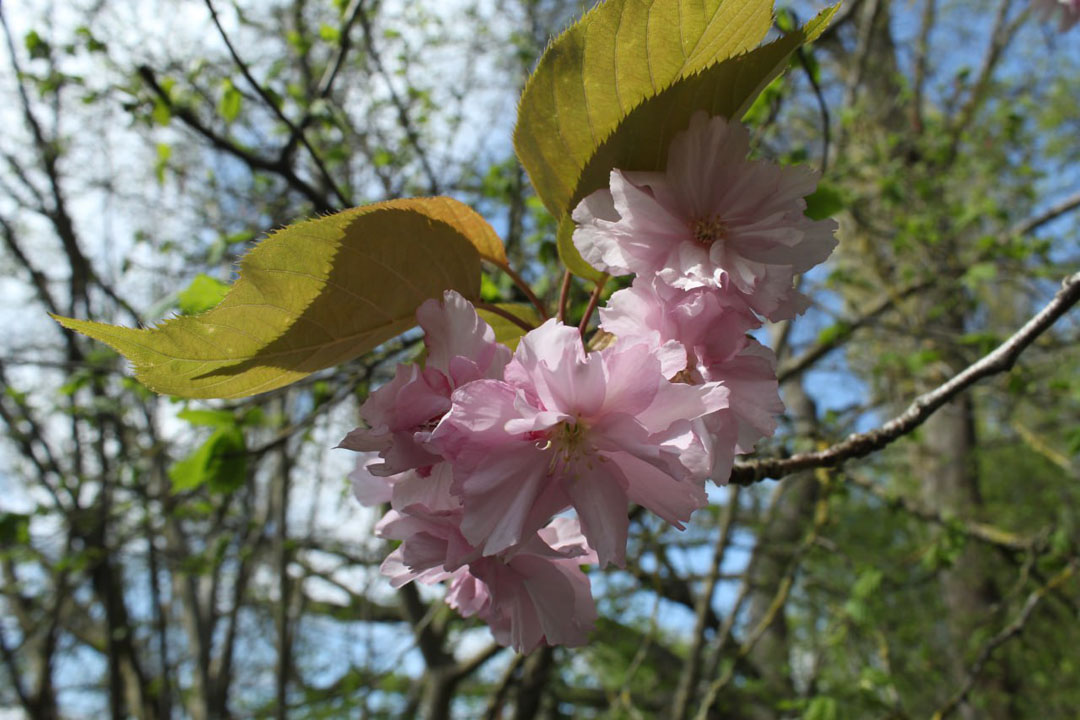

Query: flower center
556;419;588;453
541;418;590;471
690;215;727;247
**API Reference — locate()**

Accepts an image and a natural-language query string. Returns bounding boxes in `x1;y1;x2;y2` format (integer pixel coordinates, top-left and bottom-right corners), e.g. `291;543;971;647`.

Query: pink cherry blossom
378;496;597;653
430;319;727;567
600;277;760;376
699;339;785;479
339;290;510;476
572;111;837;320
599;278;784;481
456;517;597;653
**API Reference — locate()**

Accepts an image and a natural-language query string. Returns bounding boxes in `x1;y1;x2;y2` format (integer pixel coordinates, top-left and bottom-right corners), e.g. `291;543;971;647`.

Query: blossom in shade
457;517;598;653
339;290;510;476
599;277;761;377
430;319;727;567
600;277;784;481
572;111;838;320
378;496;597;653
699;339;785;479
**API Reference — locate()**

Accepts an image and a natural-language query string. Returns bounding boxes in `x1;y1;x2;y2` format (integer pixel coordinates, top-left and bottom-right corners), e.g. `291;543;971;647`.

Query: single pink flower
572;112;837;320
430;319;727;567
339;290;510;476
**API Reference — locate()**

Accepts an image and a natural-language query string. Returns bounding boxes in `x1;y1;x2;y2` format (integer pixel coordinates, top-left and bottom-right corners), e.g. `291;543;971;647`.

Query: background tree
0;0;1078;719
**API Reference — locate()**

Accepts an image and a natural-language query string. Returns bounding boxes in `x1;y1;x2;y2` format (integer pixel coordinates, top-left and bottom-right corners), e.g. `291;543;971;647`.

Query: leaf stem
577;275;608;337
557;271;572;324
475;301;537;333
487;260;548;319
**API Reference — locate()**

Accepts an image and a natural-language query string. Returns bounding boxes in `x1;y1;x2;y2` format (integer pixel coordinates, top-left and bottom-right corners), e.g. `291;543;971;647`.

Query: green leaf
515;0;837;277
962;261;997;289
803;696;838;720
177;273;229;315
804;182;845;220
477;303;542;351
55;197;503;399
169;425;247;493
25;30;50;60
176;408;236;427
567;8;838;218
319;23;341;43
0;512;31;546
152;99;171;126
556;220;605;283
219;79;242;123
154;142;172;185
816;321;852;347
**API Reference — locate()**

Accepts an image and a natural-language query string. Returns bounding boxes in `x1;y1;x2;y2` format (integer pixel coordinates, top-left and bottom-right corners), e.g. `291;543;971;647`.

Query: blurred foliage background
0;0;1078;718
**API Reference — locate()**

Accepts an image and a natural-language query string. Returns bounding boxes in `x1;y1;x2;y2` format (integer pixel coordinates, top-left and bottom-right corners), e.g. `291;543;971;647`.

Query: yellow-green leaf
477;303;542;351
514;0;774;223
567;7;838;219
55;197;497;399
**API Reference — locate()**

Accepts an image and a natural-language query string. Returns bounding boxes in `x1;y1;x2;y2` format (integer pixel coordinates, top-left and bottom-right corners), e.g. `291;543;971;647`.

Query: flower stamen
690;215;727;247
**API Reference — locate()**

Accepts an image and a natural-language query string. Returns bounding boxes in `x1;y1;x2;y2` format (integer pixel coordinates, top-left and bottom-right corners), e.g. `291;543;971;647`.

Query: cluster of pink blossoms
344;112;836;653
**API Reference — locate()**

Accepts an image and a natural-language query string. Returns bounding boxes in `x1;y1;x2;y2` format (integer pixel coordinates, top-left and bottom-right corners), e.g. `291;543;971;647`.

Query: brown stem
577;275;608;336
486;259;549;319
474;301;537;333
557;271;572;323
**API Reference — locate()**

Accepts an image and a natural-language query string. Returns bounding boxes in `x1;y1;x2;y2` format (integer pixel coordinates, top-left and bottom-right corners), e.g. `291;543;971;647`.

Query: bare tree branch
931;559;1078;720
732;271;1080;485
356;5;441;195
136;65;334;214
203;0;351;208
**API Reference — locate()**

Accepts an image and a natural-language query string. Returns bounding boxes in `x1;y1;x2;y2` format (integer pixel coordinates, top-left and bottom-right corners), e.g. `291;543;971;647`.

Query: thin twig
486;259;549;319
356;4;441;194
795;45;831;174
137;66;333;213
279;0;367;164
1008;189;1080;238
475;301;537;333
931;559;1077;720
778;279;933;384
203;0;350;208
557;271;572;324
911;0;937;132
672;486;740;720
731;271;1080;485
845;472;1036;552
578;275;608;336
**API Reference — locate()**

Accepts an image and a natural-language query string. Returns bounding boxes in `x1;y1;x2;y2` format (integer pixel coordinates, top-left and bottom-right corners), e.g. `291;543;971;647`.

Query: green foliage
0;512;31;546
218;79;242;123
804;182;846;220
169;425;247;494
55;198;503;398
177;273;230;315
